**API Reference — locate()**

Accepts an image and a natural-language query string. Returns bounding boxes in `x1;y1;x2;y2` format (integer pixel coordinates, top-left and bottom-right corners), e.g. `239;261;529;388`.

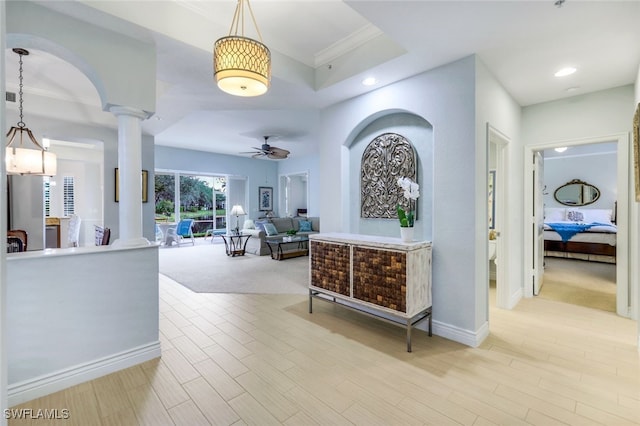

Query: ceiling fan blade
267;153;287;159
252;153;265;159
269;147;290;156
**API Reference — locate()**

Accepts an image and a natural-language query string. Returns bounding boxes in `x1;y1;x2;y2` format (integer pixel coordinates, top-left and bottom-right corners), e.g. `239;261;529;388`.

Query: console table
309;233;432;352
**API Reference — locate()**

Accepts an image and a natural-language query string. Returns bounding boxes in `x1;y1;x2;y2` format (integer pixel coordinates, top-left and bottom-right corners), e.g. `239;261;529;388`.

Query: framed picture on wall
115;168;149;203
258;186;273;211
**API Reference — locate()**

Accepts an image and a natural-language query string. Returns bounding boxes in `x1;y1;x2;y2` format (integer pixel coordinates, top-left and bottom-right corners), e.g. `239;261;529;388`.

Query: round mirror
553;179;600;206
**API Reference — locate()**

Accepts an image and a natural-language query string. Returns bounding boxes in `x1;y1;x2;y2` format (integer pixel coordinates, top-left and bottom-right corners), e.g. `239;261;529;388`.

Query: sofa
242;216;320;255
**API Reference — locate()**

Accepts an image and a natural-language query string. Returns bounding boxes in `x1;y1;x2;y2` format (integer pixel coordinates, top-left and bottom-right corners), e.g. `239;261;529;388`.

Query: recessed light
362;77;377;86
554;67;576;77
554;147;568;153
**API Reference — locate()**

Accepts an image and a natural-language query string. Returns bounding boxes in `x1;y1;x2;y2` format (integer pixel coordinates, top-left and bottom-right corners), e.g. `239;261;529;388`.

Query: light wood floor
9;274;640;425
539;257;616;312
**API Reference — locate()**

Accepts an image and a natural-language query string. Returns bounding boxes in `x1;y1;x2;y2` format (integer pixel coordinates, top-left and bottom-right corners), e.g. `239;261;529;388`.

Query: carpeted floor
158;237;309;294
539;257;616;312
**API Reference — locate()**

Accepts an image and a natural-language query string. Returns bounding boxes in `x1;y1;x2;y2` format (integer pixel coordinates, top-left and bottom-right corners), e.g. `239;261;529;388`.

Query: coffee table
266;236;310;260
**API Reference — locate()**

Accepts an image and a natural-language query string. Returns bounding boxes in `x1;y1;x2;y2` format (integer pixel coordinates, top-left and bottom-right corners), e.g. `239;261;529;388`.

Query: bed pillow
544;207;566;222
566;210;584;222
581;209;613;224
263;222;279;236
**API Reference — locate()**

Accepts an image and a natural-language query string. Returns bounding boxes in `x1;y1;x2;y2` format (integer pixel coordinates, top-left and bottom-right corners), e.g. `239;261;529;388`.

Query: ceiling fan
241;136;290;160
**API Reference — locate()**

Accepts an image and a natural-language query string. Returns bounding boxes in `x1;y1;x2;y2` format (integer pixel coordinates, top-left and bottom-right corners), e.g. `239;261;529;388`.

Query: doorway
487;125;509;309
524;133;636;319
279;171;309;217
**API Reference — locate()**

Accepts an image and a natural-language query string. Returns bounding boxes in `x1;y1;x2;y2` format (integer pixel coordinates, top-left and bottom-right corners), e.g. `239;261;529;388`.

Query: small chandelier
5;48;57;176
213;0;271;97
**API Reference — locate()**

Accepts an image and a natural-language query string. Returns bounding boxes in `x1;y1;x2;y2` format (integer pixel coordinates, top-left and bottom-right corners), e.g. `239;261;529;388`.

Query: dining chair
7;236;24;252
68;214;82;247
94;225;111;245
8;229;28;251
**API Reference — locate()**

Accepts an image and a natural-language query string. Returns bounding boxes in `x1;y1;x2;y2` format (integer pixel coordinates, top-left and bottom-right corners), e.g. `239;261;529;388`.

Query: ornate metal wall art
361;133;417;219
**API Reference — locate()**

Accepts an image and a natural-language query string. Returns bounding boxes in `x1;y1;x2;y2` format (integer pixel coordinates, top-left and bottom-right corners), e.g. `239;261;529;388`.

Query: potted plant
396;177;419;242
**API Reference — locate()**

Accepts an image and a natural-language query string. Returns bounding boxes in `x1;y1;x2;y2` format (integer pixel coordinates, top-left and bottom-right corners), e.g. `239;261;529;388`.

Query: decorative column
110;106;150;247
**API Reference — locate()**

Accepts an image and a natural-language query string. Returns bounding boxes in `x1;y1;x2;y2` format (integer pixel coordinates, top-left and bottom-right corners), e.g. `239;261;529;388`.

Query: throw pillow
243;219;255;230
254;219;269;232
263;222;278;236
299;220;312;232
567;210;584;222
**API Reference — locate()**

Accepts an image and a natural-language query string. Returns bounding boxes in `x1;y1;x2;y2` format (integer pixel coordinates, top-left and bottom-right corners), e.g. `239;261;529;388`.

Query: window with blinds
63;176;75;216
44;180;51;217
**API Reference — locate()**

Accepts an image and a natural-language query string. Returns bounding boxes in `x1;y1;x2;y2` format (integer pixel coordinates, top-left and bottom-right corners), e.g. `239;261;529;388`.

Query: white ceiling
5;0;640;160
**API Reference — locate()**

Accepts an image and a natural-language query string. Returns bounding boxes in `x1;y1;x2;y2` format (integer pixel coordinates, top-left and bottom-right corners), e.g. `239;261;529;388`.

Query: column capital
109;105;150;120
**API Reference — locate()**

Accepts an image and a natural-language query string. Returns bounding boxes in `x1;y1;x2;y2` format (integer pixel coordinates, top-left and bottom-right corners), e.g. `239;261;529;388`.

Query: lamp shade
230;205;246;216
5;48;57;176
6;146;57;176
214;36;271;97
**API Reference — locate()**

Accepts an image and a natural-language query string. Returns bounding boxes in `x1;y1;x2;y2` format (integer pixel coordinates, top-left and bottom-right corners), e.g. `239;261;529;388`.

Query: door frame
487;124;510;309
523;133;636;319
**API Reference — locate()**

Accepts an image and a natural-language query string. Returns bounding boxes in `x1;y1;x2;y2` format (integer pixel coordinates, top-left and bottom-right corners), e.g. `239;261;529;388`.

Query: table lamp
230;205;246;235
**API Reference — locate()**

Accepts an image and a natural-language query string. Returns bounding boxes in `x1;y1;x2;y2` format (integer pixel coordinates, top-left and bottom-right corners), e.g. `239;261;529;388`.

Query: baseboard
509;287;523;309
429;320;489;347
8;341;161;407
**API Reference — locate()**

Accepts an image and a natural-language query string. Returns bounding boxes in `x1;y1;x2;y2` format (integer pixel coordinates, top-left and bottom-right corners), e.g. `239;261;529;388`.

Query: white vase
400;227;414;242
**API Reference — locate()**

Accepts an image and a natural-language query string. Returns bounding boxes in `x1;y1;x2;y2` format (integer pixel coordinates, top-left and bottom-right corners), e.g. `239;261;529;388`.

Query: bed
543;207;616;263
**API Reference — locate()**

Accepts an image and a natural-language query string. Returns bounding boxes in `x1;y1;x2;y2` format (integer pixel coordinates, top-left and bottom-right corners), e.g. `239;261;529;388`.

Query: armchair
165;219;195;246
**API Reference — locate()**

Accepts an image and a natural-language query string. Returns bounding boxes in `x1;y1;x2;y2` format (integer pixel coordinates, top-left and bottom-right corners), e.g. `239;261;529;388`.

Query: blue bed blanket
545;222;611;243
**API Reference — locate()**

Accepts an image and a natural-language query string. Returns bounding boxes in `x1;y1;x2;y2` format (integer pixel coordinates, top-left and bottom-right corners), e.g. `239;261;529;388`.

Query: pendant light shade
213;0;271;97
5;48;57;176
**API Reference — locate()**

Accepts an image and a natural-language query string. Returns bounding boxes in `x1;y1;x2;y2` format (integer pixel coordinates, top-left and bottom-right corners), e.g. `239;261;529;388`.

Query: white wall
278;155;319;216
475;59;523;318
523;85;634;143
319;56;484;345
523;85;636;319
8;176;44;250
544;151;617;210
635;66;640;347
6;1;155;114
347;112;433;241
6;246;160;406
